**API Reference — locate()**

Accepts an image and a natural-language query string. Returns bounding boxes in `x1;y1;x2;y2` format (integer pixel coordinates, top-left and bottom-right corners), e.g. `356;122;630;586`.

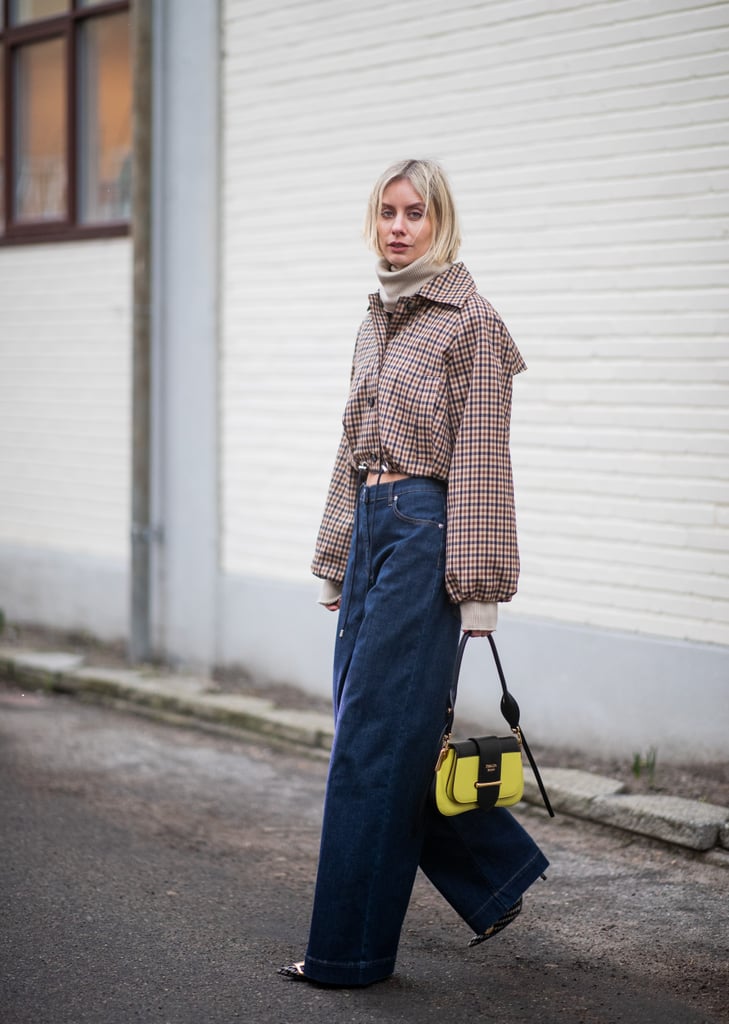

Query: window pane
14;38;68;222
78;13;132;224
10;0;69;25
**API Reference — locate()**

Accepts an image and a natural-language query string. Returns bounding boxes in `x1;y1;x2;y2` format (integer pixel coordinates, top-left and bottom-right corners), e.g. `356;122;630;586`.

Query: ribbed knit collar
376;255;451;313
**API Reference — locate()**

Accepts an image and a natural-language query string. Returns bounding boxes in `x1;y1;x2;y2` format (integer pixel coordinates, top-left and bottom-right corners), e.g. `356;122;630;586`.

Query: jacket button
367;397;375;407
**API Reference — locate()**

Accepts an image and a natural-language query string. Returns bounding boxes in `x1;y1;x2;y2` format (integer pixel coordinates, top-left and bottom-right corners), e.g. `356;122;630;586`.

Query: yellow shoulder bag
432;633;554;817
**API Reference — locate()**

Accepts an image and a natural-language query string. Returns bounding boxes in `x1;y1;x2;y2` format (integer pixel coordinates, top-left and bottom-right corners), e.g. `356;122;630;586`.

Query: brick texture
0;240;131;560
220;0;729;646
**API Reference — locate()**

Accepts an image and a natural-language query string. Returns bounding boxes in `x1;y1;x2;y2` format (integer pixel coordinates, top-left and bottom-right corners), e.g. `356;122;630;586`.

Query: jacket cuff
317;579;343;607
459;601;498;632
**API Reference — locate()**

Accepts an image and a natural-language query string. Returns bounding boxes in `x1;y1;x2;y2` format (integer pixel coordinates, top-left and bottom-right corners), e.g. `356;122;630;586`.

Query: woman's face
377;178;433;268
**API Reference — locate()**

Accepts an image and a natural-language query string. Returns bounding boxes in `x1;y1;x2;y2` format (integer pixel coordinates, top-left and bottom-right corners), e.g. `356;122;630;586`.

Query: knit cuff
459;601;498;632
317;579;343;607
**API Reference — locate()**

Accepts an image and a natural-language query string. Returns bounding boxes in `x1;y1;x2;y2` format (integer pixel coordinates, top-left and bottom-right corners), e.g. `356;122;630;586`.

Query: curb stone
590;793;729;852
705;848;729;870
0;648;334;752
1;646;727;864
721;821;729;850
522;767;626;818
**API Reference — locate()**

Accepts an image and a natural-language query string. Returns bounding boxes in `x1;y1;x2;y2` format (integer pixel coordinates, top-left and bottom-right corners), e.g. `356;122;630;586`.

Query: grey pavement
1;643;728;866
4;685;727;1024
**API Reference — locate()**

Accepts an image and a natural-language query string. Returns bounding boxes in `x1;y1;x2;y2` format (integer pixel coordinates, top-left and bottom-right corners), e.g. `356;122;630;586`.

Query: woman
279;159;548;987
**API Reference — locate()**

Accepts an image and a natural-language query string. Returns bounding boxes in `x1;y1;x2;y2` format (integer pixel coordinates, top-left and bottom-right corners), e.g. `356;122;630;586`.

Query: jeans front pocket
391;486;446;529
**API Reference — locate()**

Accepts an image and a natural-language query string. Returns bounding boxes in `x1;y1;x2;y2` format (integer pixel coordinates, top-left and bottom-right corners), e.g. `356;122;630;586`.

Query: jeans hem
303;953;396;987
467;847;550;934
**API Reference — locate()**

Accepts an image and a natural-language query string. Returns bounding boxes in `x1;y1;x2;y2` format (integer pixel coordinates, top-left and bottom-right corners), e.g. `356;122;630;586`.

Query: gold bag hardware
433;735;524;816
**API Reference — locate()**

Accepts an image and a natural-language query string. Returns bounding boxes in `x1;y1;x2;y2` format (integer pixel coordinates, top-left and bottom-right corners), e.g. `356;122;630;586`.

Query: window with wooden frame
0;0;131;244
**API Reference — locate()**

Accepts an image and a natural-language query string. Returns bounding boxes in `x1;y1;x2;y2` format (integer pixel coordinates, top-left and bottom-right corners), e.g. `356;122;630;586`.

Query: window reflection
11;0;69;25
1;1;131;239
78;13;132;224
14;38;67;222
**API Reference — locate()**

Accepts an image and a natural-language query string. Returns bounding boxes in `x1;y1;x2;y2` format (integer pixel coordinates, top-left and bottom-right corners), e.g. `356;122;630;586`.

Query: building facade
1;0;727;759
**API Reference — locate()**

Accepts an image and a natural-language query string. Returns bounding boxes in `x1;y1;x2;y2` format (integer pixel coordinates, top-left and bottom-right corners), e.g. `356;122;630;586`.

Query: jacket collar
369;261;477;312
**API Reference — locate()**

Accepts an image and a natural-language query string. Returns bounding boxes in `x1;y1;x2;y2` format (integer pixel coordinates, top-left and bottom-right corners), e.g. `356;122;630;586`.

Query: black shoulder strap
445;632;555;817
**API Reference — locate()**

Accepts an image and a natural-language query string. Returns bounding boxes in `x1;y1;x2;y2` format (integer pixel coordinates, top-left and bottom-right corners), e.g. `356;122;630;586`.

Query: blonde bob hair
363;158;462;265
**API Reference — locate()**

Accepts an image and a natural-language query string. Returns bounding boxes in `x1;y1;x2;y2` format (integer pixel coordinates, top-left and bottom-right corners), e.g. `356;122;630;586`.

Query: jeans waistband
359;475;446;503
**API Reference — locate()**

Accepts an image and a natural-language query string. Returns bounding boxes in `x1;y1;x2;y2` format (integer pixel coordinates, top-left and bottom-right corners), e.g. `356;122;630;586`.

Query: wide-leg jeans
304;477;549;986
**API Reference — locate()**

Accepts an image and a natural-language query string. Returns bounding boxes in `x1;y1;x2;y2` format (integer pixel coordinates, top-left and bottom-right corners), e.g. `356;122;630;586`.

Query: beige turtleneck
376;255;451;312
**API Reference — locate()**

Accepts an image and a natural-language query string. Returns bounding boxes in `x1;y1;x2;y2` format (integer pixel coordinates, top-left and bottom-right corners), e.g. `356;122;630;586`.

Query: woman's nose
392;213;406;233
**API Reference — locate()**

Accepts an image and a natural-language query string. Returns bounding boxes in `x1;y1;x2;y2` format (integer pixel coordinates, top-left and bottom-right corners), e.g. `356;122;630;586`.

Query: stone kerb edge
1;649;727;859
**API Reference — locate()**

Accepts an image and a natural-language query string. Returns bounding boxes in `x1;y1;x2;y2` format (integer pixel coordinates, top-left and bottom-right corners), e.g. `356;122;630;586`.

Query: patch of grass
632;747;658;788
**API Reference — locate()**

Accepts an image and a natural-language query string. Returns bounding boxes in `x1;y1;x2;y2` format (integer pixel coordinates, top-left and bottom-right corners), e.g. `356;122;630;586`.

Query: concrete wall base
1;551;725;764
0;543;127;642
220;572;729;765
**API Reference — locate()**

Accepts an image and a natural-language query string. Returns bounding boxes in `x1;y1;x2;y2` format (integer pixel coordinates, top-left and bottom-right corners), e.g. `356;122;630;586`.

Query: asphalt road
0;684;726;1024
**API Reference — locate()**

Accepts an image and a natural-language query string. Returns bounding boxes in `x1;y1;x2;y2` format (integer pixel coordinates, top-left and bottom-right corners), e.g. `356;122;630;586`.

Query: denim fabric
304;478;548;986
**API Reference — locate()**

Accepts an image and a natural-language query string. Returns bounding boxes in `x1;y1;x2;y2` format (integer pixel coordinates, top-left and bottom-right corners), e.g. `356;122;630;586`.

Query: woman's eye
380;209;394;218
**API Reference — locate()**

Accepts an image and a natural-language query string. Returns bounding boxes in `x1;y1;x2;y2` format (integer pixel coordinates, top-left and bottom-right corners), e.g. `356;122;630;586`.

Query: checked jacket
311;262;526;607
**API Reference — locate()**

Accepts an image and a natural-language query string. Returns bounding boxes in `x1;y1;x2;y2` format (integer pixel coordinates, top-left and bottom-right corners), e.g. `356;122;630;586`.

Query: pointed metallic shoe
278;960;307;980
468;896;523;947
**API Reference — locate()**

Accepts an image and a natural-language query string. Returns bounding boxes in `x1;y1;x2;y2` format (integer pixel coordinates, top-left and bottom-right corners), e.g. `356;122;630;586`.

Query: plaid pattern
312;262;526;605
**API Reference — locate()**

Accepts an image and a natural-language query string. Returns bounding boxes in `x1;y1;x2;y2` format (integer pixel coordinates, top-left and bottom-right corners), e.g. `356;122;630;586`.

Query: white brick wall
0;240;132;560
221;0;729;646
